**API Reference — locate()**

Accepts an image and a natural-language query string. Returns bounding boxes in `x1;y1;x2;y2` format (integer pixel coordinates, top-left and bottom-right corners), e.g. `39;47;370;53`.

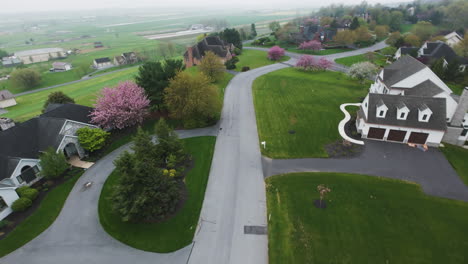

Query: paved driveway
0;127;217;264
263;140;468;202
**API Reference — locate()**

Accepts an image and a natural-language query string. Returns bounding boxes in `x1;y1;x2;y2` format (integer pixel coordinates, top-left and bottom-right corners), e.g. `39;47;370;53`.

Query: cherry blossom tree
90;81;150;130
348;61;378;83
316;57;333;71
298;40;322;51
295;55;315;70
268;46;285;60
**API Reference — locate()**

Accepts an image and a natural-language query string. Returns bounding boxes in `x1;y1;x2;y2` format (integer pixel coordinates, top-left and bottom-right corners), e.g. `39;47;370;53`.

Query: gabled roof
381;55;427;88
399;47;418;56
366;93;447;131
184;36;232;61
404;80;445;97
0;90;14;101
94;57;111;64
42;103;93;124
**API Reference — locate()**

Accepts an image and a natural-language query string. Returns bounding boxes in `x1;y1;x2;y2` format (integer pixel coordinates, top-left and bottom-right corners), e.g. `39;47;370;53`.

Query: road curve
0;126;217;264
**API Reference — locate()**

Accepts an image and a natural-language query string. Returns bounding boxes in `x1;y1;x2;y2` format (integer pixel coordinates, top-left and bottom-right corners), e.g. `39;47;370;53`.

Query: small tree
91;81;150;130
348;61;378;83
250;23;257;38
404;34;421;47
350;17;360;30
10;68;41;90
454;34;468;57
430;58;446;80
411;21;435;42
268;46;285;60
39;147;69;179
165;71;221;128
333;30;357;46
298;40;322;51
42;91;75;112
199;51;226;82
316;184;331;209
77;127;110;152
386;31;401;47
355;26;372;43
375;25;389;39
295;55;315;70
316;57;333;71
0;49;8;58
154;118;185;166
269;21;281;33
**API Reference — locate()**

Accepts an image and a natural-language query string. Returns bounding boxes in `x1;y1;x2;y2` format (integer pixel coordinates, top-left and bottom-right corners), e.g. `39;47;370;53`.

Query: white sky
0;0;408;14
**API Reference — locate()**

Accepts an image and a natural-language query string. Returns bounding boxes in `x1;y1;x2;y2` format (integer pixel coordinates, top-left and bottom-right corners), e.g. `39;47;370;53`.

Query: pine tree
430;58;446;80
350;17;360;30
250;23;257;38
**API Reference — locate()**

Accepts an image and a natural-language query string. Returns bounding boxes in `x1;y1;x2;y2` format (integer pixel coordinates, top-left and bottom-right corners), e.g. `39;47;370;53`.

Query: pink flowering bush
295;55;315;70
268;46;285;61
298;40;322;51
90;81;150;130
316;57;333;70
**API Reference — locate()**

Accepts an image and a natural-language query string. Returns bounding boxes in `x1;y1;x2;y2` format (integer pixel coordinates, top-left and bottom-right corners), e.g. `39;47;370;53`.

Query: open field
99;136;216;253
253;68;366;158
441;144;468;186
234;49;289;71
266;172;468;264
335;52;387;67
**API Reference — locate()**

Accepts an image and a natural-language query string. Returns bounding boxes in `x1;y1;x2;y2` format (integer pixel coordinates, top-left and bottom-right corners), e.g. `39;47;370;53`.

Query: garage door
408;132;429;144
367;128;386;139
387;130;406;142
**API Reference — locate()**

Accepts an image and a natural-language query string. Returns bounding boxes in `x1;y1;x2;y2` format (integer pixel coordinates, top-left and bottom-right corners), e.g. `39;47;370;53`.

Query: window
0;197;7;212
365;103;368;107
379;110;385;117
422;114;428;121
462;129;468;137
400;112;405;118
16;175;24;184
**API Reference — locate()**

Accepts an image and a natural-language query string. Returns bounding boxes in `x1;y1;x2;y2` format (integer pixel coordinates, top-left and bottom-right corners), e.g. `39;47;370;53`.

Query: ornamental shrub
16;186;39;201
11;197;32;212
241;66;250;72
77;127;110;152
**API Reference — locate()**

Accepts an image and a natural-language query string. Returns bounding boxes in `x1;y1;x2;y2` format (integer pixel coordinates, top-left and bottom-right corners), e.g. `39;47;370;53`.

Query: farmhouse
1;57;22;67
0;90;17;109
114;52;138;66
184;36;235;67
0;104;98;220
51;62;72;72
444;31;463;47
93;57;113;69
356;55;468;146
417;41;468;70
14;48;66;64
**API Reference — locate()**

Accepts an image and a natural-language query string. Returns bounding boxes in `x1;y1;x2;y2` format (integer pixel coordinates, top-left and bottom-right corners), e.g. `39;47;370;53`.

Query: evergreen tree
155;119;185;165
445;60;462;81
39;147;69;179
350;17;360;30
430;58;446;80
42;91;75;112
250;23;257;38
219;28;243;49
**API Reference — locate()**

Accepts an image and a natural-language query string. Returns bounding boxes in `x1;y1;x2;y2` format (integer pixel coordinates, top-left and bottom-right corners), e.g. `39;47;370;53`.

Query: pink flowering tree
295;55;315;70
90;81;150;130
298;40;322;51
268;46;285;61
316;57;333;71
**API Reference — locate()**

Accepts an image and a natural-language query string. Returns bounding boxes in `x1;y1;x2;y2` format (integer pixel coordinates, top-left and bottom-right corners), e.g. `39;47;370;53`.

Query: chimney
186;46;193;67
451;87;468;127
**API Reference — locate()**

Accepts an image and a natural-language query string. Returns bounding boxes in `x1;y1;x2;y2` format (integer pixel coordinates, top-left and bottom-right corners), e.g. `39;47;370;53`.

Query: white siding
10;159;41;186
0;98;17;108
391;68;452;94
0;188;20;220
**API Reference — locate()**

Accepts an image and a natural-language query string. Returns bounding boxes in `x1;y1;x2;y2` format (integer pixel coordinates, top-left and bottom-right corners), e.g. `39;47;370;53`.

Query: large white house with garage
356;55;468;146
0;104;98;220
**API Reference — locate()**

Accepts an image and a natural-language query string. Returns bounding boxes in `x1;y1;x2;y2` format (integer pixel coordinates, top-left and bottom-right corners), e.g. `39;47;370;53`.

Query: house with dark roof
0;90;17;109
356;55;468;146
114;52;139;66
444;31;463;47
184;36;235;67
0;104;98;220
394;47;419;60
51;62;72;72
93;57;113;69
417;41;468;71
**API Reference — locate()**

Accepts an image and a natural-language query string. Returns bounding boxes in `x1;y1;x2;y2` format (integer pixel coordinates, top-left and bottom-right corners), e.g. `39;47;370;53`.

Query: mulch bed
325;117;364;158
0;168;82;239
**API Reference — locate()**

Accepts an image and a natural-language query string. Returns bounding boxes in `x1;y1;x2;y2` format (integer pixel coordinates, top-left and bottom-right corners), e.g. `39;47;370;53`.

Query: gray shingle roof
381;55;427;88
404;80;445;97
94;57;111;64
184;36;232;61
366;93;447;131
0;90;14;101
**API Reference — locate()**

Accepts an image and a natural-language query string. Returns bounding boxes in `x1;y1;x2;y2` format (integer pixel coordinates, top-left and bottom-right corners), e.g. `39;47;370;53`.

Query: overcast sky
1;0;407;14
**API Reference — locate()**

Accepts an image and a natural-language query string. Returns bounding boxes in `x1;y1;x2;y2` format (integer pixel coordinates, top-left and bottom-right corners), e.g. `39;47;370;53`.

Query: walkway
338;103;364;145
262;140;468;202
0;126;217;264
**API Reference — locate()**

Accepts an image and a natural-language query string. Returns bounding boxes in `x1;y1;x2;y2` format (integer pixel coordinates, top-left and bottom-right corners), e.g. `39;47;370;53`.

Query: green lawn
0;169;84;257
1;67;138;122
266;172;468;264
98;136;216;253
335;52;387;67
441;144;468;186
447;82;465;95
234;49;289;71
253;68;367;158
400;24;415;33
287;47;352;55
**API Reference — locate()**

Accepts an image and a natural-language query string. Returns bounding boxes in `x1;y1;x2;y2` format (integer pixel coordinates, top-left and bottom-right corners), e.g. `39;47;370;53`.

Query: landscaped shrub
39;147;69;179
234;47;242;55
224;57;239;70
11;198;32;212
77;127;110;152
0;220;11;230
241;66;250;72
16;186;39;201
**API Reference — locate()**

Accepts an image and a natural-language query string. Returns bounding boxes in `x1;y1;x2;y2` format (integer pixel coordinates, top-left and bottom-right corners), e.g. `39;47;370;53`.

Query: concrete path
262;140;468;202
338;103;364;145
68;156;94;169
0;126;217;264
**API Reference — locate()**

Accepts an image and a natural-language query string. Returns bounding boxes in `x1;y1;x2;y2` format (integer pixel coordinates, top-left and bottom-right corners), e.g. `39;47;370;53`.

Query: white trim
58;119;98;135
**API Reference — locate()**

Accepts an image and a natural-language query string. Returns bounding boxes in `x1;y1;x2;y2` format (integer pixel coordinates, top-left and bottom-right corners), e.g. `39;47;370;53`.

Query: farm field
266;172;468;264
253;68;366;158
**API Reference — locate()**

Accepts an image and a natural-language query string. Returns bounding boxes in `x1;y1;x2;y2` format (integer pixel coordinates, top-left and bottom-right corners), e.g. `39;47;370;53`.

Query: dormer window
376;99;388;118
418;103;432;123
396;102;409;120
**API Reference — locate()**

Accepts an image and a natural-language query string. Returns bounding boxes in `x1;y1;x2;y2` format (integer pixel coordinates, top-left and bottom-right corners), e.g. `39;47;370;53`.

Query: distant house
394;47;419;60
417;41;468;71
14;48;66;64
93;57;113;69
94;42;104;48
1;57;22;67
113;52;139;66
51;62;72;72
444;31;463;47
184;36;235;67
0;104;98;220
0;90;17;109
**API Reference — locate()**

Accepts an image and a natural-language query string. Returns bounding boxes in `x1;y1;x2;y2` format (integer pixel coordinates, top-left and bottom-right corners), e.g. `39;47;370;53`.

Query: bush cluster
11;198;32;212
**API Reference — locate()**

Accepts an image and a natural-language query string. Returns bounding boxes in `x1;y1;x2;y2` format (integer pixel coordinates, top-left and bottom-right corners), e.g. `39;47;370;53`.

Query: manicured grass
266;172;468;264
400;24;415;33
335;52;387;67
234;49;289;71
253;68;367;158
0;169;84;257
441;144;468;186
1;67;138;122
287;47;352;55
447;82;465;95
98;136;216;253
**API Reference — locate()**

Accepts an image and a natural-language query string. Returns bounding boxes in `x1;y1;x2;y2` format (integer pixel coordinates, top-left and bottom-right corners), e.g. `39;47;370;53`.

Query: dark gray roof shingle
404;80;445;97
381;55;428;88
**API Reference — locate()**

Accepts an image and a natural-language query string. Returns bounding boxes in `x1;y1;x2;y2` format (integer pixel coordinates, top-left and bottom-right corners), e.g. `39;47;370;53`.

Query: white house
444;31;463;47
356;55;468;146
0;90;17;109
93;57;113;69
417;41;468;71
0;104;98;220
52;62;72;72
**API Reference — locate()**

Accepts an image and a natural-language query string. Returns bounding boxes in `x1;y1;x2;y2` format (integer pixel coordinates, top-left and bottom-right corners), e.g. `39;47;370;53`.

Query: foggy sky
1;0;408;14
